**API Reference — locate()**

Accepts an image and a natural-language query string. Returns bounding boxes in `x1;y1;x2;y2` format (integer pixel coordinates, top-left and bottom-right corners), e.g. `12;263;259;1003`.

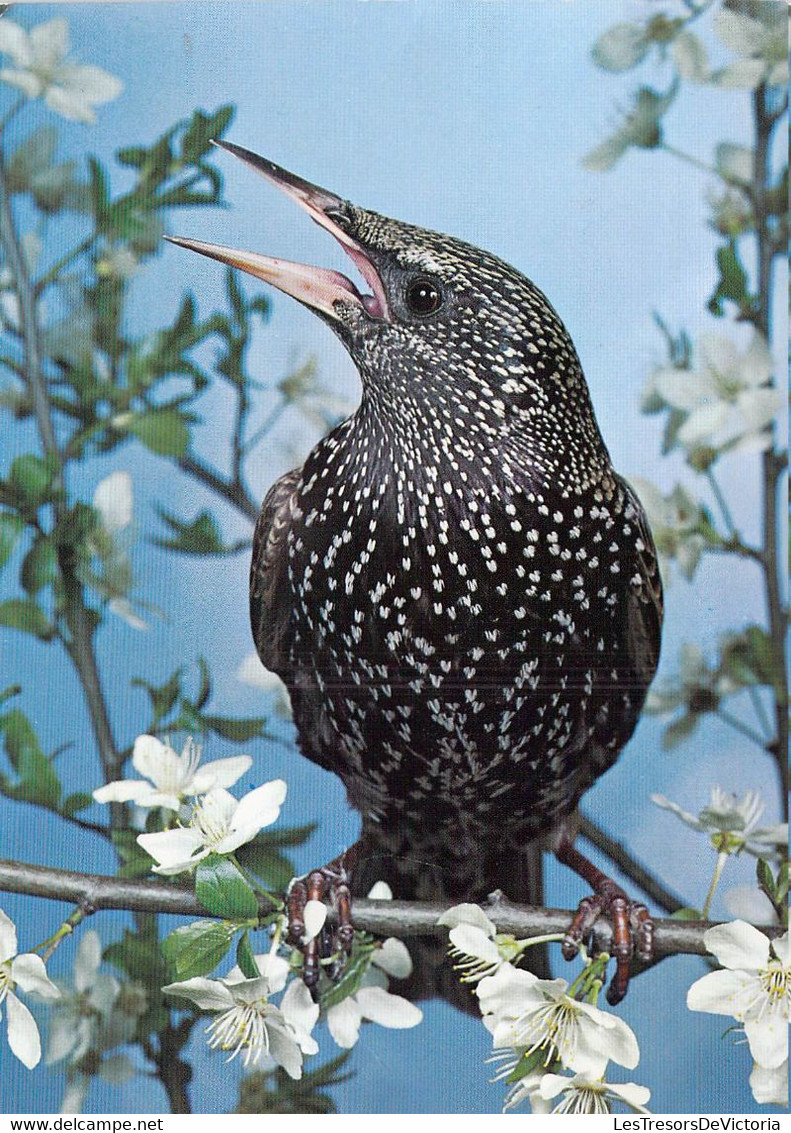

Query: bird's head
168;142;607;478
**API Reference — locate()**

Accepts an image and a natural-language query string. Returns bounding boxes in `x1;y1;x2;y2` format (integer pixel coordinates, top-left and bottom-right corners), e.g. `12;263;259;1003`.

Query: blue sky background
0;0;786;1116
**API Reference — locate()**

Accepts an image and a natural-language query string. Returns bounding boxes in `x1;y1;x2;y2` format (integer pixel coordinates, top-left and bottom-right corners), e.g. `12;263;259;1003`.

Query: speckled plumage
247;190;663;877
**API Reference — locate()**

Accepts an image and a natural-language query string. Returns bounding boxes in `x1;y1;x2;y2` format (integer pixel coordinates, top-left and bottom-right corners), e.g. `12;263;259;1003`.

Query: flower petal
355;986;422;1029
609;1082;652;1110
56;63;123;105
162;977;234;1011
450;923;501;963
750;1059;788;1106
687;968;755;1015
12;953;60;998
366;881;393;900
93;778;153;804
0;20;32;67
45;85;97;124
744;1016;788;1069
373;937;413;979
137;827;204;871
280;979;319;1053
190;756;252;793
6;991;42;1068
93;471;132;534
327;996;363;1048
266;1017;303;1079
703;920;770;971
132;734;178;787
73;931;102;993
230;779;287;833
0;908;18;961
303;899;327;943
437;902;496;935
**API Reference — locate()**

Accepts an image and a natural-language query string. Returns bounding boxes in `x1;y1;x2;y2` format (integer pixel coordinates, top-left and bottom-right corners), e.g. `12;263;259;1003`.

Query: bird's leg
553;827;653;1006
286;842;361;999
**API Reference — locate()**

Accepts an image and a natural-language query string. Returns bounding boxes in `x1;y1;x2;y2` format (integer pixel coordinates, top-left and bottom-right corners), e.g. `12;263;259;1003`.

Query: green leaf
8;453;57;507
236;931;259;979
20;534;58;595
117;145;149;169
320;935;375;1012
0;598;54;640
162;920;235;979
661;712;698;750
195;853;259;920
194;657;212;712
122;408;192;457
0;708;61;808
707;240;754;318
132;668;182;723
0;513;26;572
153;508;242;555
181;105;235;163
105;926;168;983
201;714;268;743
88;156;110;224
61;792;94;817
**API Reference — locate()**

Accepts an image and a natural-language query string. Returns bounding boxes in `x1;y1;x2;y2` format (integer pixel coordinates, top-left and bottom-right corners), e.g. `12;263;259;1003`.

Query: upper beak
165;141;388;322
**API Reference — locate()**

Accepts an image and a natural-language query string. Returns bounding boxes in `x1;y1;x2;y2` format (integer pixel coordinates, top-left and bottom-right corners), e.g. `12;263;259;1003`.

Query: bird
168;140;663;1005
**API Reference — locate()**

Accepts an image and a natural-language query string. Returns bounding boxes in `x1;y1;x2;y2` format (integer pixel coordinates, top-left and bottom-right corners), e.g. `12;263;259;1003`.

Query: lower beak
165;143;388;322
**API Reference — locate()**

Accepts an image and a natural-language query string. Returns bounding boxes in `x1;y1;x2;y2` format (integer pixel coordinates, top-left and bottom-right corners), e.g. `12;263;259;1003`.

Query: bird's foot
561;878;653;1005
286;845;359;1000
554;829;653;1006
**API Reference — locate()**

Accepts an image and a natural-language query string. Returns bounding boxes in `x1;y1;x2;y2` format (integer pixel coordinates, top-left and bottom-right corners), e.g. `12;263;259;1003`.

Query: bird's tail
351;823;548;1012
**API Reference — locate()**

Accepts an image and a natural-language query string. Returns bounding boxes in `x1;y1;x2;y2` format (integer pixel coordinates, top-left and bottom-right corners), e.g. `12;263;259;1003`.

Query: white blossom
46;931;119;1067
687;922;789;1073
711;7;787;90
0;908;60;1069
649;332;780;460
537;1071;651;1115
439;903;510;982
652;787;787;861
137;780;286;875
163;973;306;1078
583;85;676;172
477;964;639;1078
0;18;122;123
94;734;252;812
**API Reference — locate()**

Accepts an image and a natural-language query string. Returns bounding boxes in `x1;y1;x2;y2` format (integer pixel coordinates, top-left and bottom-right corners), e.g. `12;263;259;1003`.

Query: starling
169;142;663;1004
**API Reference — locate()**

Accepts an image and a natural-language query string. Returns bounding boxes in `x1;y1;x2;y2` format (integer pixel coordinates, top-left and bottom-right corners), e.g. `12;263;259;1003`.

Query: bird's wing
249;467;302;674
620;475;664;689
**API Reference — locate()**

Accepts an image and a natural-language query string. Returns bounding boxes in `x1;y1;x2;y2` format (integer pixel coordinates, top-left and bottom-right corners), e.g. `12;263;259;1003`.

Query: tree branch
0;857;778;959
0;147;121;786
752;83;788;817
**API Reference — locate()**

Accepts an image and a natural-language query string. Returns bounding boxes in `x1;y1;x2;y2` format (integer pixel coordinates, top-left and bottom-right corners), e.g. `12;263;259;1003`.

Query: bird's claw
287;859;355;1001
562;877;653;1005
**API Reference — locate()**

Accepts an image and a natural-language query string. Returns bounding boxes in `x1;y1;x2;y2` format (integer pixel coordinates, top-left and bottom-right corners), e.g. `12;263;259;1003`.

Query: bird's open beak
165;141;388;322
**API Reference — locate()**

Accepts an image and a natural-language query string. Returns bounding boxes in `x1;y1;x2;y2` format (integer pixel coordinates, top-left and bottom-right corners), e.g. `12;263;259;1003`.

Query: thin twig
0;857;779;959
176;452;258;522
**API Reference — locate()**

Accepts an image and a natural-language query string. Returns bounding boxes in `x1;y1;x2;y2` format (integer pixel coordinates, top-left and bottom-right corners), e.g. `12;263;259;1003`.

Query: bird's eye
405;276;443;317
